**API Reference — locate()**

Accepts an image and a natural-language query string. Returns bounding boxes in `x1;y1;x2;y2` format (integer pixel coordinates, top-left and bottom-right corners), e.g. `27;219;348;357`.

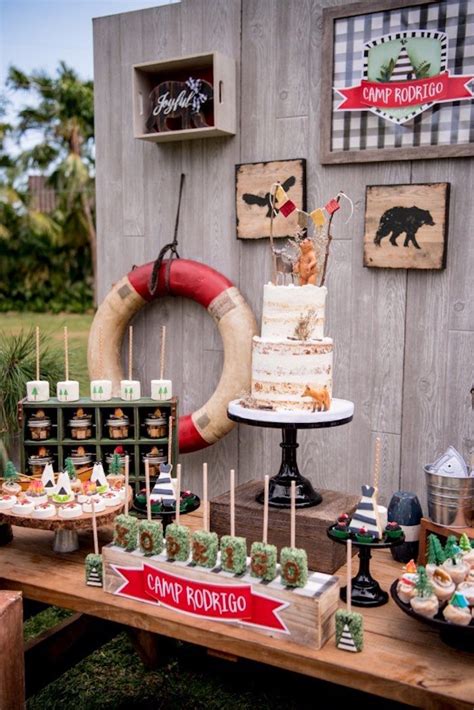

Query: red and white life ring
87;259;257;453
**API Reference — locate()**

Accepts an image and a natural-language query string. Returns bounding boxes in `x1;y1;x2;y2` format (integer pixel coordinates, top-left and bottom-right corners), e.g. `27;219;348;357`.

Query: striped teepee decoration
337;623;358;652
391;42;414;81
151;463;176;503
348;484;383;539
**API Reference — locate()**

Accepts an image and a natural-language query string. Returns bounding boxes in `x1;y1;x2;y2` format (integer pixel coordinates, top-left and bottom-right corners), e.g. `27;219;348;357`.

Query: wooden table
1;513;473;710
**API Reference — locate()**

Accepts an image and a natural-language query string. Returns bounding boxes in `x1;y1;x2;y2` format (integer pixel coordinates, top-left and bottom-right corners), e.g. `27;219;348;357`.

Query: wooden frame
363;182;450;269
235;159;306;240
321;0;474;164
133;51;236;142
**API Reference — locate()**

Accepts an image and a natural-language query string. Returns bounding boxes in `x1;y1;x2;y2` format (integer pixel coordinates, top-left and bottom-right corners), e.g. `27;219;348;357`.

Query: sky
0;0;176;84
0;0;177;152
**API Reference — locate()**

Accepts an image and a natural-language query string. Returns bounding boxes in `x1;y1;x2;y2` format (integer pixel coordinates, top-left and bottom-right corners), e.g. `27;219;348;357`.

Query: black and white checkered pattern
331;0;474;152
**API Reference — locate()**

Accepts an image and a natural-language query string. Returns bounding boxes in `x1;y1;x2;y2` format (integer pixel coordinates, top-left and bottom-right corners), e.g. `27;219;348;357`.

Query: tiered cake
251;283;333;411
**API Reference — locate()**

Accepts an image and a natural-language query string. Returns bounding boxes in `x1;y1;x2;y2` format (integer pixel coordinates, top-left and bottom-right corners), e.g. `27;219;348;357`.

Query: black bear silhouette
374;206;435;250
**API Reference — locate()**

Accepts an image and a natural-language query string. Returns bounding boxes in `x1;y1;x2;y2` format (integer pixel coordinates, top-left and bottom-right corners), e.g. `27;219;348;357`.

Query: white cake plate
228;398;354;426
227;398;354;508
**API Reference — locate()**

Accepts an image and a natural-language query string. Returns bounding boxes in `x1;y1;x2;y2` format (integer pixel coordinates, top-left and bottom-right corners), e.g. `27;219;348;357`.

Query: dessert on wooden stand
0;455;131;553
250;475;277;582
57;326;80;402
151;325;172;401
26;327;50;402
102;463;340;651
120;326;141;401
228;185;354;509
138;459;164;557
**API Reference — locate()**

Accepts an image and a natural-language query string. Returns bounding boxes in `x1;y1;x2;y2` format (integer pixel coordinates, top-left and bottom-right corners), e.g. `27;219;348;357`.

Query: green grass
0;312;93;391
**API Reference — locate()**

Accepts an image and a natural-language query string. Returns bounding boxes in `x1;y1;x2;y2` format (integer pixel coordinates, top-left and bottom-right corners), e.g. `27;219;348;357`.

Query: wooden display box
210;481;359;574
103;544;339;650
418;517;474;564
19;397;178;494
133;51;236;142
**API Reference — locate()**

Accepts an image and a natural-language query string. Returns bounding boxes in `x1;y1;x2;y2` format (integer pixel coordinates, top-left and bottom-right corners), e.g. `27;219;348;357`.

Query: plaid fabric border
331;0;474;152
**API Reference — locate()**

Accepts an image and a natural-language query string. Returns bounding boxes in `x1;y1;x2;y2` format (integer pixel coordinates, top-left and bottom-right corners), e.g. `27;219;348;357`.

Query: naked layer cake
251;283;333;411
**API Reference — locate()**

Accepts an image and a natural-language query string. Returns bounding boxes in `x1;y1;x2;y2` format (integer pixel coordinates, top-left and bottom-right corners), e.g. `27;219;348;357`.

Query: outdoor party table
0;510;473;710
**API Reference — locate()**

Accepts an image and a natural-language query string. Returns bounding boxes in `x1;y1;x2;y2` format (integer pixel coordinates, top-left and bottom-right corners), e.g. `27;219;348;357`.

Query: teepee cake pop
85;498;103;587
57;326;79;402
220;469;247;574
26;327;50;402
151;325;172;401
90;327;112;401
280;481;308;588
191;463;218;568
90;461;109;494
250;475;277;582
165;463;190;561
120;326;141;401
335;539;364;652
348;437;383;540
138;459;164;556
113;455;138;551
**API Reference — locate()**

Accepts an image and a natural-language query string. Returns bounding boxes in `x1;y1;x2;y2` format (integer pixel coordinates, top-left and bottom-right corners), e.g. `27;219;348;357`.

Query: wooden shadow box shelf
133;51;236;142
19;397;179;493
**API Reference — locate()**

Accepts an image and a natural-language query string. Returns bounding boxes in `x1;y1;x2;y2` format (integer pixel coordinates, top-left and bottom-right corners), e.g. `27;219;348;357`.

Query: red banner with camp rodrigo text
113;563;289;632
336;71;474;110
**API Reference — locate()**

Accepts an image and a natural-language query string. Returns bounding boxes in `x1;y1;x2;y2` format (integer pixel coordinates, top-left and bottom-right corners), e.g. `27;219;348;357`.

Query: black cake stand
327;527;405;607
227;398;354;509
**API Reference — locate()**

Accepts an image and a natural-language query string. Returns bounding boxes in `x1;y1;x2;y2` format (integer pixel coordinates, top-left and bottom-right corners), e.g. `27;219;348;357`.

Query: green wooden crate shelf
19;397;179;494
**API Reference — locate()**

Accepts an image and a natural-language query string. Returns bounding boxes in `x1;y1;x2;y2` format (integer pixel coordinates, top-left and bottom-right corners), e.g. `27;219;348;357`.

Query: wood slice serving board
103;545;339;650
210;481;359;574
0;488;132;532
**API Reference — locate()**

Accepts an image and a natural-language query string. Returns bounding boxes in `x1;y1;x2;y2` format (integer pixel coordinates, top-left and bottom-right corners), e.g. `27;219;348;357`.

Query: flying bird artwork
242;175;296;218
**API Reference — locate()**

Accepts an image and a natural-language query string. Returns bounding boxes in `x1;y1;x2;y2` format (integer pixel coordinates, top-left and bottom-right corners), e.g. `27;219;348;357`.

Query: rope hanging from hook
148;173;185;296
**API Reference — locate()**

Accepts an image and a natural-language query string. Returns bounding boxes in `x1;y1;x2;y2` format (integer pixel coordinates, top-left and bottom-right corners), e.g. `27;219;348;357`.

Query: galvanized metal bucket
424;465;474;528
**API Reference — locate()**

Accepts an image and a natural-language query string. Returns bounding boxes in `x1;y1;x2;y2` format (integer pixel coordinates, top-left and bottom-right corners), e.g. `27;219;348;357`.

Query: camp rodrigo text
336;71;473;111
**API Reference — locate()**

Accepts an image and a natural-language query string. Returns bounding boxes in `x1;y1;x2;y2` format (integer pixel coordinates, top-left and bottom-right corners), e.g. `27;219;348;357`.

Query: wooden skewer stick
230;469;235;537
263;475;269;544
145;458;151;522
290;480;296;549
98;326;103;380
91;497;99;556
124;455;130;516
203;462;208;533
128;326;133;381
64;326;69;381
167;416;173;466
175;463;181;526
35;326;40;381
373;436;382;492
269;185;278;284
347;538;352;613
160;325;166;381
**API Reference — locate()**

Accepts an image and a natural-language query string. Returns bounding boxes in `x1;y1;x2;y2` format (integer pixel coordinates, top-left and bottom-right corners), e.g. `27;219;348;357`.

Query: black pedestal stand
228;399;353;509
328;528;405;608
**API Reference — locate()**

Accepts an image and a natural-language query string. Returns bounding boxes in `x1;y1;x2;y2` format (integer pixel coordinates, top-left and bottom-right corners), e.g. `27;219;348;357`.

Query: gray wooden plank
445;331;474;466
120;10;145;237
275;0;311;120
93;14;124;303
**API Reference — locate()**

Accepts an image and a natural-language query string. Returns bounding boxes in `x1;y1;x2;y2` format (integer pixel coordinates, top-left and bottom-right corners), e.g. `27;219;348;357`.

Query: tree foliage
0;62;95;312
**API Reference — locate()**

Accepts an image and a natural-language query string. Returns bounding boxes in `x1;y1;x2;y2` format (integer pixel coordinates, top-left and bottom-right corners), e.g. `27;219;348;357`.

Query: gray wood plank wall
93;0;474;509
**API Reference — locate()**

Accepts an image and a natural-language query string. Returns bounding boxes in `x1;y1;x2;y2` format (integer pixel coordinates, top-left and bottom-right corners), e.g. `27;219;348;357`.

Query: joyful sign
112;563;289;632
335;31;473;124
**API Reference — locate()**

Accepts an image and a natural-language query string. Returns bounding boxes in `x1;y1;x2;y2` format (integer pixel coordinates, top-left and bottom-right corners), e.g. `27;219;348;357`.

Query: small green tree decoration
427;534;445;565
444;535;461;563
459;533;471;553
4;461;18;481
415;566;433;598
64;457;76;481
108;453;122;476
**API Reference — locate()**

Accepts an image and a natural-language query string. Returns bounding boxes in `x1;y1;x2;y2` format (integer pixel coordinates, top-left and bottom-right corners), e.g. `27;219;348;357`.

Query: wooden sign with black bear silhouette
235;159;306;239
364;183;449;270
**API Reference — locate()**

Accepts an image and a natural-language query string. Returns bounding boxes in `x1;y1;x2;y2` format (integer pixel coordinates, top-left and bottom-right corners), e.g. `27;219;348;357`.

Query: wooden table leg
127;628;171;669
0;591;25;710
